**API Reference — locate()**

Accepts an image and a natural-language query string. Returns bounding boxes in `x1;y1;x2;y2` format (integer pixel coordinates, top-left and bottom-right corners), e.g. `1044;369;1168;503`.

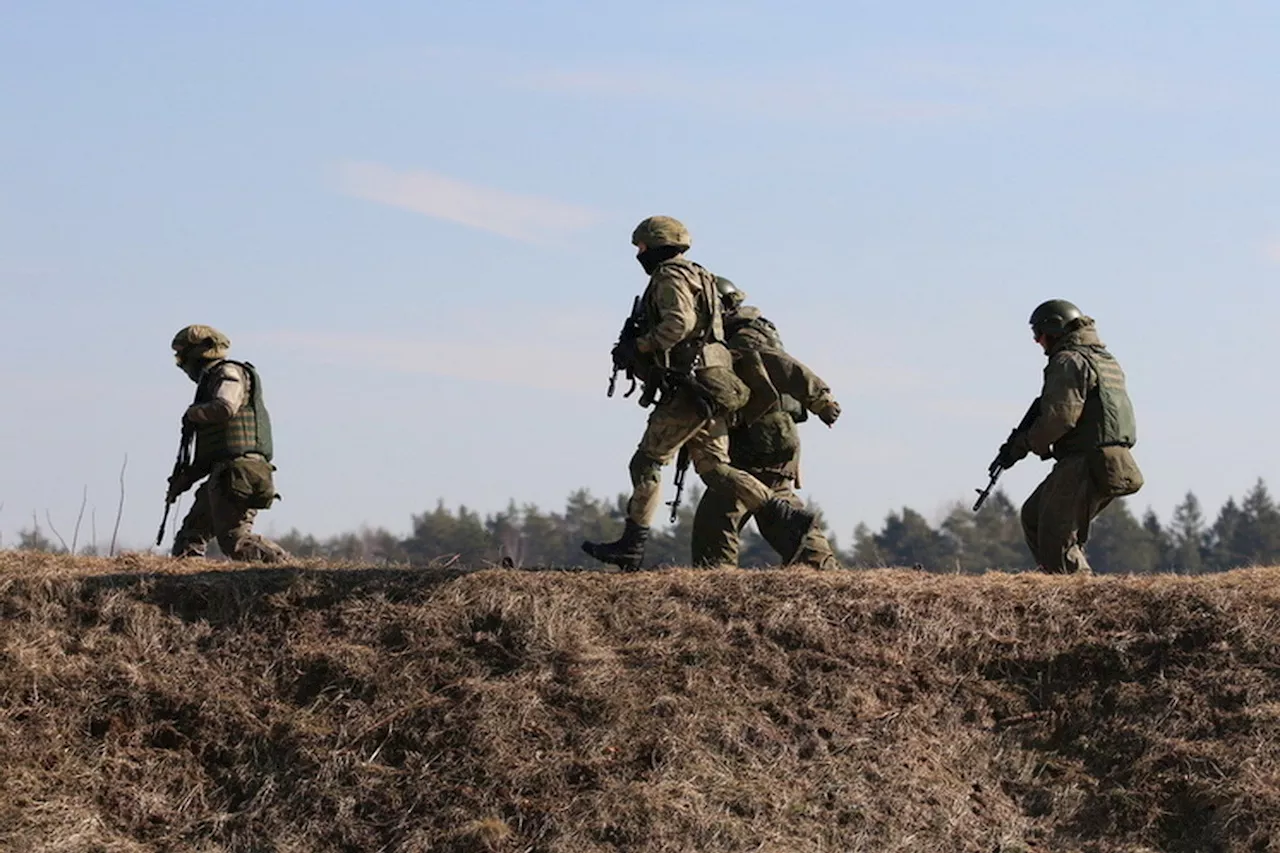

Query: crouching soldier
165;325;289;562
995;300;1143;574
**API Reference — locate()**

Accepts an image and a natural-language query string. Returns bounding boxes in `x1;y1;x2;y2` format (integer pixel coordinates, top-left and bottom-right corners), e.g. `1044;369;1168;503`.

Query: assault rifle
156;422;195;546
607;295;643;399
667;446;691;522
973;397;1041;512
606;294;715;418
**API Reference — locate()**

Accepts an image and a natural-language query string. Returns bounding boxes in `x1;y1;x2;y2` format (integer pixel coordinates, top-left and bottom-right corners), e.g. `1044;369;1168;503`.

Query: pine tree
1235;479;1280;566
1142;509;1174;571
1207;497;1244;570
855;508;956;570
1168;492;1206;573
940;490;1032;572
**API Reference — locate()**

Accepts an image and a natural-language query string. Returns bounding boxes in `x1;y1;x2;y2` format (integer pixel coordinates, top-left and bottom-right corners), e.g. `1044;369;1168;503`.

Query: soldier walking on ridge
989;300;1143;574
691;277;842;570
164;325;289;563
583;217;820;571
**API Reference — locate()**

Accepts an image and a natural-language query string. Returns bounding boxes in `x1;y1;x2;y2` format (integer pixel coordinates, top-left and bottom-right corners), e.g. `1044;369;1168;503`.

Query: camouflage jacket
634;256;731;371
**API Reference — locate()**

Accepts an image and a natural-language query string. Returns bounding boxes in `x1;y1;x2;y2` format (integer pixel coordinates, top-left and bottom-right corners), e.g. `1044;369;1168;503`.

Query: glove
166;469;195;503
611;337;642;370
814;397;841;426
996;431;1031;470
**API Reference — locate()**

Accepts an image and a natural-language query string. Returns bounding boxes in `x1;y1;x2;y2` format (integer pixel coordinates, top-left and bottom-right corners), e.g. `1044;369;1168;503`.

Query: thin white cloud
336;162;602;244
1265;239;1280;264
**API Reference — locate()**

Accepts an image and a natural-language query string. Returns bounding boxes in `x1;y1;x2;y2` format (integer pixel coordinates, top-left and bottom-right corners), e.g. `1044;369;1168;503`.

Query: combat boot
582;520;649;572
756;498;818;565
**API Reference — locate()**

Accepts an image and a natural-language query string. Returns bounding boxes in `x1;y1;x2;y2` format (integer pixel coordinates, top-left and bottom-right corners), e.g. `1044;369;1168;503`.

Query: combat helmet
715;276;746;311
171;324;231;365
1029;299;1084;339
631;215;691;250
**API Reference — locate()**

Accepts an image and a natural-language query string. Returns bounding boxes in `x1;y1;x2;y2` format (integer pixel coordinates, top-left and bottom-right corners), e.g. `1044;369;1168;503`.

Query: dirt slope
2;553;1278;853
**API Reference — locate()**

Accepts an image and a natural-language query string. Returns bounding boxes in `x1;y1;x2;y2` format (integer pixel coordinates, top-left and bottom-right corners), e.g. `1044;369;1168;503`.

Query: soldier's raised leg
752;477;840;569
683;415;818;565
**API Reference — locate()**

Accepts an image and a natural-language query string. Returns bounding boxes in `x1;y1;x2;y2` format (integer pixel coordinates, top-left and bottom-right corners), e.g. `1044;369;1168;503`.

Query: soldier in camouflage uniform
691;278;842;569
166;325;289;563
997;300;1143;574
582;217;820;571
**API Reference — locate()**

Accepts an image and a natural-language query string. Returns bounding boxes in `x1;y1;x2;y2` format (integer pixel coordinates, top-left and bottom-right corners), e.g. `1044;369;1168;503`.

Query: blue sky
2;1;1277;552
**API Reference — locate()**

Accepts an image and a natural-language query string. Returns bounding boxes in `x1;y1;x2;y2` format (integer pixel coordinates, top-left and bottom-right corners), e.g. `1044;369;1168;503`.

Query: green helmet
171;324;230;363
631;215;691;250
715;276;746;310
1029;299;1084;338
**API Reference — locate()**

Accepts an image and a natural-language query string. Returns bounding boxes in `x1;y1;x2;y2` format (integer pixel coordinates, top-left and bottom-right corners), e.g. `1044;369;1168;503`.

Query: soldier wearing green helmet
690;276;843;570
993;300;1144;574
165;325;289;563
583;216;822;571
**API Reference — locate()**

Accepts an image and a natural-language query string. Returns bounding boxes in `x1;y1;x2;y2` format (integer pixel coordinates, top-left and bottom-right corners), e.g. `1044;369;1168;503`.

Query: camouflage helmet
631;215;691;250
1029;299;1084;339
171;324;230;362
715;276;746;310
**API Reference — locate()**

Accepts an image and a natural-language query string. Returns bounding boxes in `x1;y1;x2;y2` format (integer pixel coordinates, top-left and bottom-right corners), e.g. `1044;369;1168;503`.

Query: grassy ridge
2;553;1279;852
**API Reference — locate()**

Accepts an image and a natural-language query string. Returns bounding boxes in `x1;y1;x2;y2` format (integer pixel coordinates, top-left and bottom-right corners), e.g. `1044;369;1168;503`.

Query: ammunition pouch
690;365;749;416
222;455;279;510
1088;445;1144;498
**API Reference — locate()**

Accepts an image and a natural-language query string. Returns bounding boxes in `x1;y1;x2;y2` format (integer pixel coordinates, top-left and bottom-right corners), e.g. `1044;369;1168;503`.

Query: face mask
176;353;207;382
636;245;682;275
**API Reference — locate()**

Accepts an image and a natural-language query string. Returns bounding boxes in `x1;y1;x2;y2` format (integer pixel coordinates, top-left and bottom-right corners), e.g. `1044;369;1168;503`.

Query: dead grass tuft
2;552;1279;851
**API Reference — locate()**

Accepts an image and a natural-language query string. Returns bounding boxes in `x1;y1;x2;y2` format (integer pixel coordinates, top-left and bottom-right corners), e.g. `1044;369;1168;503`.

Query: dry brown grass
2;552;1279;852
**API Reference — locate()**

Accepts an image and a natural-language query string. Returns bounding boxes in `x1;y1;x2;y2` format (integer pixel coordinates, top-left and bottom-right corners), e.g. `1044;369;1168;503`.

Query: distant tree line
11;480;1280;574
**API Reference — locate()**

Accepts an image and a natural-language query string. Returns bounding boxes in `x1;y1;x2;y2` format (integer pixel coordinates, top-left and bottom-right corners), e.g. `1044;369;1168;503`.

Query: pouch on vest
225;456;279;509
693;365;750;415
1088;446;1144;497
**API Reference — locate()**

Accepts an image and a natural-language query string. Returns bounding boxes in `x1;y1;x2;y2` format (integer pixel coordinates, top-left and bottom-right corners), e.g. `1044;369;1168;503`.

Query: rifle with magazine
156;422;195;546
974;398;1041;512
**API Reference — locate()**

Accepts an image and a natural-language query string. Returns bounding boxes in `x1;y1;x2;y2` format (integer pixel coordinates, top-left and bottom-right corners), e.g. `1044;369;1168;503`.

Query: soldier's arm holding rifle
974;397;1042;511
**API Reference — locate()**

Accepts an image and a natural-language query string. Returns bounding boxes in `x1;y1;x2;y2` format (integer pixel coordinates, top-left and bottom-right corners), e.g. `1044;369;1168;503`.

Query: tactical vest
192;360;274;471
1051;345;1137;458
643;257;726;373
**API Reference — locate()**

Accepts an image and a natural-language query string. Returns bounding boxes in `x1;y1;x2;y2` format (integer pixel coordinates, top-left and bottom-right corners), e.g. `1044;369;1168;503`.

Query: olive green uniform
1007;321;1142;573
171;359;288;563
691;307;840;569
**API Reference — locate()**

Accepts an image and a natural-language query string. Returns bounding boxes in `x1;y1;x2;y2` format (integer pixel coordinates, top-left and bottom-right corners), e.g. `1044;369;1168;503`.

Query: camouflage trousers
172;463;289;563
627;387;772;527
1020;453;1111;575
691;470;839;569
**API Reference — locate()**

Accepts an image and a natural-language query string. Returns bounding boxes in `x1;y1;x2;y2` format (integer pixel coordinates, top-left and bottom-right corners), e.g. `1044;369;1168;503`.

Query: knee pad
628;451;663;487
